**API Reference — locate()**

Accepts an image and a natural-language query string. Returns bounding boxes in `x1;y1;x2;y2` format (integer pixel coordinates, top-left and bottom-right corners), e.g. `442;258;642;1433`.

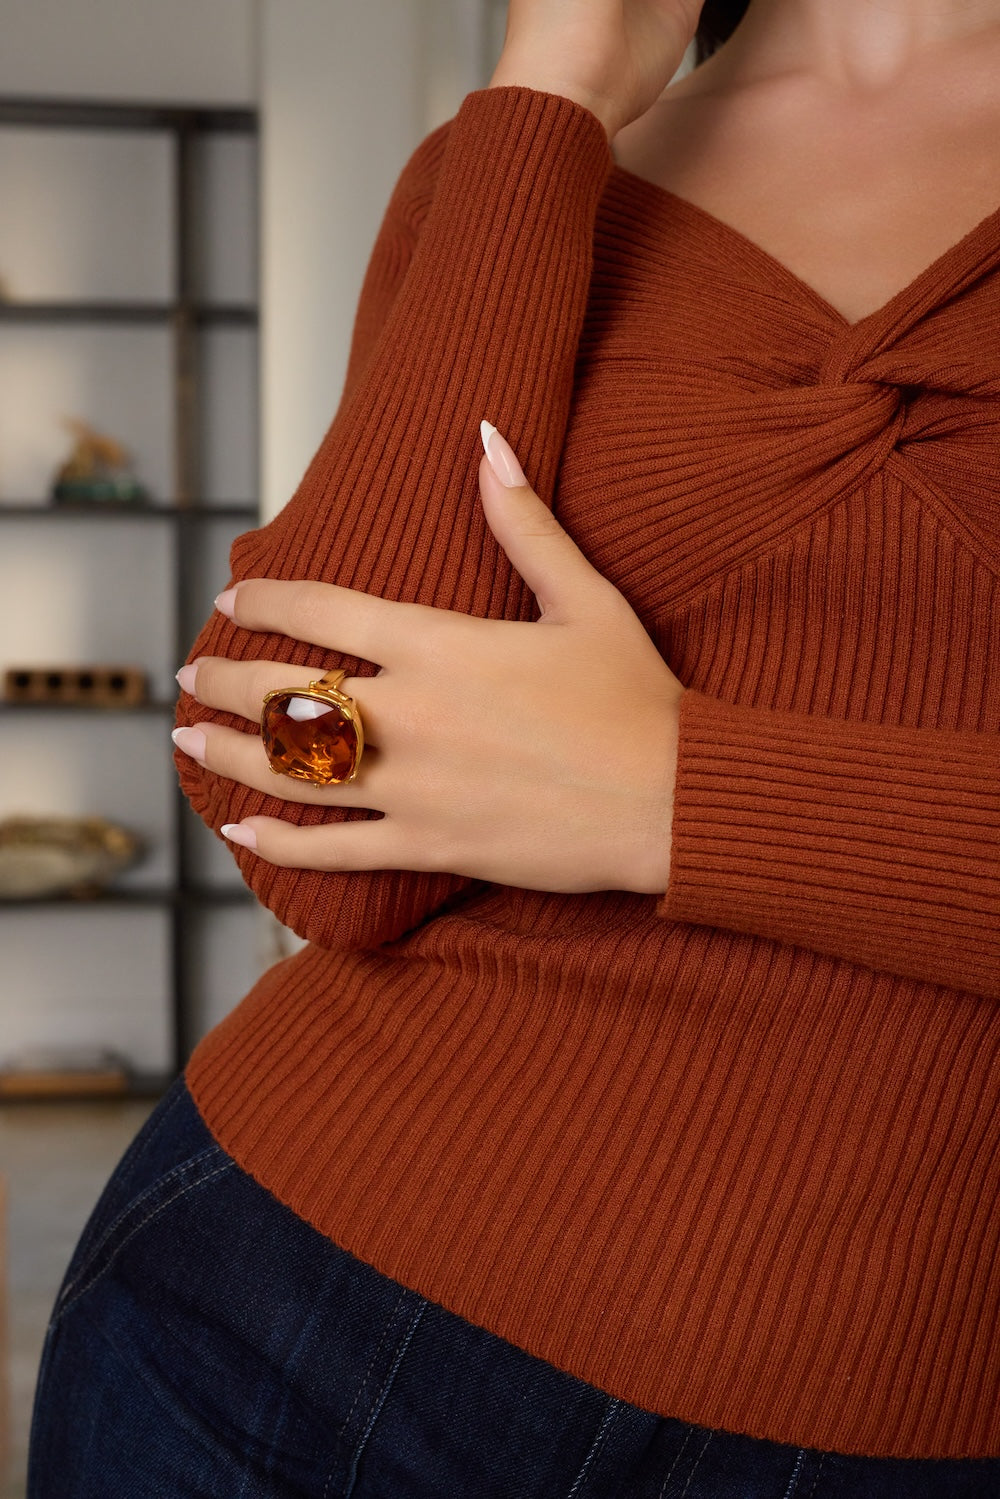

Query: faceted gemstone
262;691;359;784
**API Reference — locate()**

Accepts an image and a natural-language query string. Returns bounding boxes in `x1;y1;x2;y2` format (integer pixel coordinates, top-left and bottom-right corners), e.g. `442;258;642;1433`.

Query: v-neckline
610;160;1000;334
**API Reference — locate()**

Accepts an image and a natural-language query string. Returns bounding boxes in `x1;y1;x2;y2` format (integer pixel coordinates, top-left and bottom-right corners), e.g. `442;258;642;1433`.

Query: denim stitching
56;1144;225;1308
323;1292;411;1499
781;1450;808;1499
676;1431;714;1499
53;1159;236;1323
565;1397;619;1499
332;1297;427;1499
336;1292;409;1448
803;1453;825;1498
655;1424;696;1499
345;1299;426;1499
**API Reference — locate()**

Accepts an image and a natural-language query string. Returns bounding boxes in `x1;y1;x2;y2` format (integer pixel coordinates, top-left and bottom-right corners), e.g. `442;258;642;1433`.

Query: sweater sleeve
173;87;612;950
658;690;1000;999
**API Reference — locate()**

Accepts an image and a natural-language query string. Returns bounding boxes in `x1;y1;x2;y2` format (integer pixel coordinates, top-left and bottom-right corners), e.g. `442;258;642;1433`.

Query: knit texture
175;87;1000;1458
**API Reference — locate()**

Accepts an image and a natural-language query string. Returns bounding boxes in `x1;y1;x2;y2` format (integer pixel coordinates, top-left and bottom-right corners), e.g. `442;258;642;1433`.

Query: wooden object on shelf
0;1046;130;1099
0;1068;130;1099
4;664;148;707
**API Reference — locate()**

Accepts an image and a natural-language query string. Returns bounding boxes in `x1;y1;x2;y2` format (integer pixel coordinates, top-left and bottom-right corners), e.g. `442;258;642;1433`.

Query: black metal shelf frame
0;887;253;909
0;302;257;326
0;502;259;519
0;95;261;1095
0;700;178;714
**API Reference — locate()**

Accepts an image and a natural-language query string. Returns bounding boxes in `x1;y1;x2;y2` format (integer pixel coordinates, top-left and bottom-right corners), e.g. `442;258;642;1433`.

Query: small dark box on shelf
4;665;148;707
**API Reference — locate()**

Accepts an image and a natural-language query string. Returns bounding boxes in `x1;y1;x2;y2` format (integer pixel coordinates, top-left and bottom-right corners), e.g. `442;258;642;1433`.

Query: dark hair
695;0;752;63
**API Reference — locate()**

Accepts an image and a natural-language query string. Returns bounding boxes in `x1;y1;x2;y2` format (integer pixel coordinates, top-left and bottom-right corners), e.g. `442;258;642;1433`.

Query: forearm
659;690;1000;998
487;0;701;138
175;87;612;950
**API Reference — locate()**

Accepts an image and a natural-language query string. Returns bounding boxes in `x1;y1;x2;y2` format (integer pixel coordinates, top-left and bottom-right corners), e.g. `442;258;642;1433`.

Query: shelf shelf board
181;886;257;907
0;698;177;713
0;98;257;133
173;503;259;520
196;306;259;328
0;501;259;520
0;891;173;910
0;300;257;326
0;886;254;910
126;1072;180;1099
0;1070;176;1103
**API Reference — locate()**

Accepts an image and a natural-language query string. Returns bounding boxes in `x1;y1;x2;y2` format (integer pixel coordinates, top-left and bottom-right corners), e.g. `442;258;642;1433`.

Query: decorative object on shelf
0;1044;131;1097
4;663;148;707
51;417;148;504
0;815;143;899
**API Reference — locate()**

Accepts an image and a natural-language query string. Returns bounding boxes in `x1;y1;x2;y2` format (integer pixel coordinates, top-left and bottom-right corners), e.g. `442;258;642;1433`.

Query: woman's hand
489;0;705;138
173;425;684;897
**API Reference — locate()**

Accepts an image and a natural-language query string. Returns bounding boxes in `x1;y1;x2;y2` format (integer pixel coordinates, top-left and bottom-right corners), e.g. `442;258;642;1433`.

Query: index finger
218;577;446;667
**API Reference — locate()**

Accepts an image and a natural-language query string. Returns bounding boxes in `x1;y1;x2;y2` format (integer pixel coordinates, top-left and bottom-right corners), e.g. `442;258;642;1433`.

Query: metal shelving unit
0;97;260;1097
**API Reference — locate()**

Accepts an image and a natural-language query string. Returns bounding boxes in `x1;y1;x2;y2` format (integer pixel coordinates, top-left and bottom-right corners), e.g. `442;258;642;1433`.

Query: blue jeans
27;1075;999;1498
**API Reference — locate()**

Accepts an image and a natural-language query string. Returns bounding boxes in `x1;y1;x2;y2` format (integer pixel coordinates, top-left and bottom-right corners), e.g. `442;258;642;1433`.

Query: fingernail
171;726;207;764
221;823;257;850
480;420;526;487
175;663;198;695
214;587;237;618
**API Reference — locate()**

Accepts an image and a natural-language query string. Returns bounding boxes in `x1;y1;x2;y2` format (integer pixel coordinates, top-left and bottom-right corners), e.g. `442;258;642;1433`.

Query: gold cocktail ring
261;670;365;786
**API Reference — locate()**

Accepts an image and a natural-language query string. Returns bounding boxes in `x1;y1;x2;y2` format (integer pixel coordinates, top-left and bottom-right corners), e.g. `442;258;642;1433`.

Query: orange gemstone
262;691;359;784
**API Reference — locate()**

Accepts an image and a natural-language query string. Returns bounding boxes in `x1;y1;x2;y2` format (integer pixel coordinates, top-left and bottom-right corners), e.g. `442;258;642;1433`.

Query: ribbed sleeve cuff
658;690;1000;998
434;83;612;241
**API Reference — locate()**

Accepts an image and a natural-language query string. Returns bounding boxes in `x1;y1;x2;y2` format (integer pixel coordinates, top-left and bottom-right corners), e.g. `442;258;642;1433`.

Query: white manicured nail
171;726;206;763
480;420;526;487
221;823;257;850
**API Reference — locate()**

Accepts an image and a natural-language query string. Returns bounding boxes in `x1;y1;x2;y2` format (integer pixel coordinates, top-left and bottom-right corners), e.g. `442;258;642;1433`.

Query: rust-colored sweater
175;87;1000;1459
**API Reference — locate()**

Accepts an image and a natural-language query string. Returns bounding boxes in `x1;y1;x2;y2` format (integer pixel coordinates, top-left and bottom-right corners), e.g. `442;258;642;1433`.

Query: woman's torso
186;60;1000;1456
190;145;1000;1461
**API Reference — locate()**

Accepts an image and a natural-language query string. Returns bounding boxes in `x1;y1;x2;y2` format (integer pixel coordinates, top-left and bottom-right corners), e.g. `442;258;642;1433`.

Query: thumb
478;421;603;620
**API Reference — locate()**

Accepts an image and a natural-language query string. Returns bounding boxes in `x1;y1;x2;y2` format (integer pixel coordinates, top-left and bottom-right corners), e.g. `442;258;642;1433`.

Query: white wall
258;0;498;521
0;0;256;103
259;0;424;519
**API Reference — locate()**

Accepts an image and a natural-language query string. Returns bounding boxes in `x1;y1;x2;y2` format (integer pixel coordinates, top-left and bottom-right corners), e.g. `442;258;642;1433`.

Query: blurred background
0;2;508;1489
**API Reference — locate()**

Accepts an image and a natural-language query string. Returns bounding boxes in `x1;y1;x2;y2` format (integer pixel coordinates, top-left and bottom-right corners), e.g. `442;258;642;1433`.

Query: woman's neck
714;0;1000;89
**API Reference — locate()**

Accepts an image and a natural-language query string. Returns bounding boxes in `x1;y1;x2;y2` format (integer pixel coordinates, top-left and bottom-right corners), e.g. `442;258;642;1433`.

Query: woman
28;1;1000;1493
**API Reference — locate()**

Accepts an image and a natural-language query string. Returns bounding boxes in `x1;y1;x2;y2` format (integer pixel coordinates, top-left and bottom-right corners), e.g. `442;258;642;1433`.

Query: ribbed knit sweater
174;87;1000;1459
